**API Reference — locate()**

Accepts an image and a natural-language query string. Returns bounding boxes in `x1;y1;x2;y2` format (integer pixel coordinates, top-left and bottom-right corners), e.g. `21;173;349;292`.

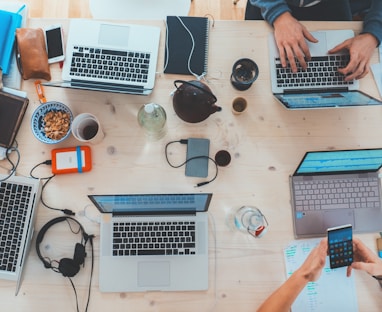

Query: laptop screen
295;149;382;175
88;193;212;214
276;90;382;109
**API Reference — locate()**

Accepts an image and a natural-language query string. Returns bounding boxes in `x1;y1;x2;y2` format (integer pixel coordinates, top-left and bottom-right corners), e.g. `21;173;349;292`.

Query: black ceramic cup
230;58;259;91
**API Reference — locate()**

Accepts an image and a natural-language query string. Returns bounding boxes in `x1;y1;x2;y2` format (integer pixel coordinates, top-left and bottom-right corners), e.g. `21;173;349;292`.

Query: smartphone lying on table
327;224;353;269
44;24;65;64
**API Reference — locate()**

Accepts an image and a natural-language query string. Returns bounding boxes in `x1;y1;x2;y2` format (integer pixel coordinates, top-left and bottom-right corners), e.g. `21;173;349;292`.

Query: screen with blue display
88;193;212;214
296;149;382;174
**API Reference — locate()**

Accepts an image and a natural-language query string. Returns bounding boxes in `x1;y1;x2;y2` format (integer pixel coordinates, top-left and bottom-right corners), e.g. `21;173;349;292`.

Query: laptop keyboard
112;220;196;256
69;46;151;83
0;182;31;272
293;177;381;211
276;55;354;89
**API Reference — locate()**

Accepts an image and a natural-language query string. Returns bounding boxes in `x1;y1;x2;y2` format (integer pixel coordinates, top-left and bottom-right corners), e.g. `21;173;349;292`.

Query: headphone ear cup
59;258;80;277
73;243;86;266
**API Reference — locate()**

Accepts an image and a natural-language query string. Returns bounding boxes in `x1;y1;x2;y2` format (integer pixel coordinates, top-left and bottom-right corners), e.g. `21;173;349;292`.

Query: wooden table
1;18;382;311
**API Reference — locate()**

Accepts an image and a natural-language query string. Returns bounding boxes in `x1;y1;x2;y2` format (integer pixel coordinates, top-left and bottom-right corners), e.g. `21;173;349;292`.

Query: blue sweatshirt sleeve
249;0;291;25
362;0;382;46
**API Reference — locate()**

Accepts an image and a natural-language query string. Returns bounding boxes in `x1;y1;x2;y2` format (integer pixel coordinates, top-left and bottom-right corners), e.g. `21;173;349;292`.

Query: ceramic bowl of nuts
31;101;73;144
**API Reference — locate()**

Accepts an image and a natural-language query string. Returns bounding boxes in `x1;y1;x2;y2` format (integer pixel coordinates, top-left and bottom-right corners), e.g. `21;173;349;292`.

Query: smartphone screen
45;26;65;63
327;224;353;269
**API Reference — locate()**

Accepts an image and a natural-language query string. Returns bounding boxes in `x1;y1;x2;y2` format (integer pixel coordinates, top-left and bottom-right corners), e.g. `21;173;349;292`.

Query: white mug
71;113;104;144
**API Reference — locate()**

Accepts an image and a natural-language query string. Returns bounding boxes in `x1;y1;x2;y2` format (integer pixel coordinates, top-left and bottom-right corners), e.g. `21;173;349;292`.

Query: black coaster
215;150;231;167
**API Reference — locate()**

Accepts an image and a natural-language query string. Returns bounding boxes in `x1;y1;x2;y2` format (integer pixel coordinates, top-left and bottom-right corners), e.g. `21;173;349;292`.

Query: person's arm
249;0;290;25
347;237;382;277
249;0;317;72
256;239;327;312
361;0;382;46
328;0;382;81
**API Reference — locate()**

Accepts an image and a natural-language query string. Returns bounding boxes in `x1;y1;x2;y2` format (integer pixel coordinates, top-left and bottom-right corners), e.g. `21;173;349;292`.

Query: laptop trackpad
138;261;170;287
323;210;354;229
308;32;327;56
99;24;130;47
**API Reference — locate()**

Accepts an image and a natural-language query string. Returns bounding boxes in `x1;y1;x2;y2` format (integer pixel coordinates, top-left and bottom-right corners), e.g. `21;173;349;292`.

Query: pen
16;4;26;14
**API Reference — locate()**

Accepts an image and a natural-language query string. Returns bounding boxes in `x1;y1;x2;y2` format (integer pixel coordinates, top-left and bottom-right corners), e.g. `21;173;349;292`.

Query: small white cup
71;113;104;144
232;97;247;115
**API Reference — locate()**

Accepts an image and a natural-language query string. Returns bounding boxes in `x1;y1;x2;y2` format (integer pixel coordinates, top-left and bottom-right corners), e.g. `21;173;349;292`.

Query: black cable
165;139;218;187
85;235;94;312
0;141;20;182
68;277;80;312
30;160;75;215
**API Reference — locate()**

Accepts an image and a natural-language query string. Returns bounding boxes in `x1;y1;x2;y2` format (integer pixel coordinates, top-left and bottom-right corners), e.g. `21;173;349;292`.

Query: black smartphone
185;138;210;178
44;24;65;64
327;224;353;269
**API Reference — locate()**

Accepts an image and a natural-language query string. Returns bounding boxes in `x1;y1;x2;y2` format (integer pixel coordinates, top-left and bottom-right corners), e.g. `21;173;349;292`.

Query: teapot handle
173;80;217;104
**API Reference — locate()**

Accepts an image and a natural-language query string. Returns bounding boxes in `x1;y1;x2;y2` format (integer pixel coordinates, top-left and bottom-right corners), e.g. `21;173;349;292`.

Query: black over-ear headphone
36;216;92;278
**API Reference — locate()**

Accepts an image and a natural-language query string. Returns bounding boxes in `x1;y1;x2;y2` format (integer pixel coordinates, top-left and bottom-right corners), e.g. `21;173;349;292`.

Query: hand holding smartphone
327;224;353;269
44;24;65;64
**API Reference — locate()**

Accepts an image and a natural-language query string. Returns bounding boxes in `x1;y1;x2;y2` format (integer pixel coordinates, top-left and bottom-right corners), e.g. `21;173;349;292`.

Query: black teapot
172;80;221;123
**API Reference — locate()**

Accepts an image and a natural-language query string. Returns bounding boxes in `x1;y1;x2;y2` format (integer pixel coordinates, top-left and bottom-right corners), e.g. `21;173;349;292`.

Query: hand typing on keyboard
328;33;379;81
273;12;318;73
265;2;380;80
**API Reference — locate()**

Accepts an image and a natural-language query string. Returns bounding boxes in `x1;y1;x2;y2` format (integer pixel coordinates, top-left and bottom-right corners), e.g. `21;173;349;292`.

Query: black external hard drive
185;138;210;178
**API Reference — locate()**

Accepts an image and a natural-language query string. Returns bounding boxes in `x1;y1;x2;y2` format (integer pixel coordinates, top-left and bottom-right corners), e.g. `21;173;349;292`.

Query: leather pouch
15;28;51;81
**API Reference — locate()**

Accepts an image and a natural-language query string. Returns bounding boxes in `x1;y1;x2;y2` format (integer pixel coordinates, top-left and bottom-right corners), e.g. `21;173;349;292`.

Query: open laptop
43;19;160;95
290;148;382;238
88;193;212;292
268;29;382;109
0;174;41;295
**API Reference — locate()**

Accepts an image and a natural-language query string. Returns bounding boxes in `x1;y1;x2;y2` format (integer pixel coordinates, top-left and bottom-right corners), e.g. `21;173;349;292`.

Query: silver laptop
0;174;41;295
88;193;212;292
290;149;382;238
43;19;160;95
268;29;382;109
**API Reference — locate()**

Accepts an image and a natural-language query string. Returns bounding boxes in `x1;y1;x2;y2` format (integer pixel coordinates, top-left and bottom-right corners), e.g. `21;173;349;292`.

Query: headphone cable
68;234;94;312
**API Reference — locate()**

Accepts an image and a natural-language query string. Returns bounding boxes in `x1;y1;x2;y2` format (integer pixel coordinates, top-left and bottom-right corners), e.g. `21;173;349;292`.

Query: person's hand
347;237;382;277
296;238;327;282
273;12;318;73
256;239;327;312
328;33;378;81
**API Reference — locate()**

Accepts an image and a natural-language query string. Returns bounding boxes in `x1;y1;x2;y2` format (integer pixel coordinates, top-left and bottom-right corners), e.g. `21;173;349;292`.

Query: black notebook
0;89;29;149
164;16;209;76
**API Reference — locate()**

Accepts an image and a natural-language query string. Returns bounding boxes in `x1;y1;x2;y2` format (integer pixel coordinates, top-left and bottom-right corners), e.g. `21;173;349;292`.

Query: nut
43;110;70;140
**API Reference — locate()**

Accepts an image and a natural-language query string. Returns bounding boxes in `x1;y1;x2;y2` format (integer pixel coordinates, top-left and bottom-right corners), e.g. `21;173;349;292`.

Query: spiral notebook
164;16;209;76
